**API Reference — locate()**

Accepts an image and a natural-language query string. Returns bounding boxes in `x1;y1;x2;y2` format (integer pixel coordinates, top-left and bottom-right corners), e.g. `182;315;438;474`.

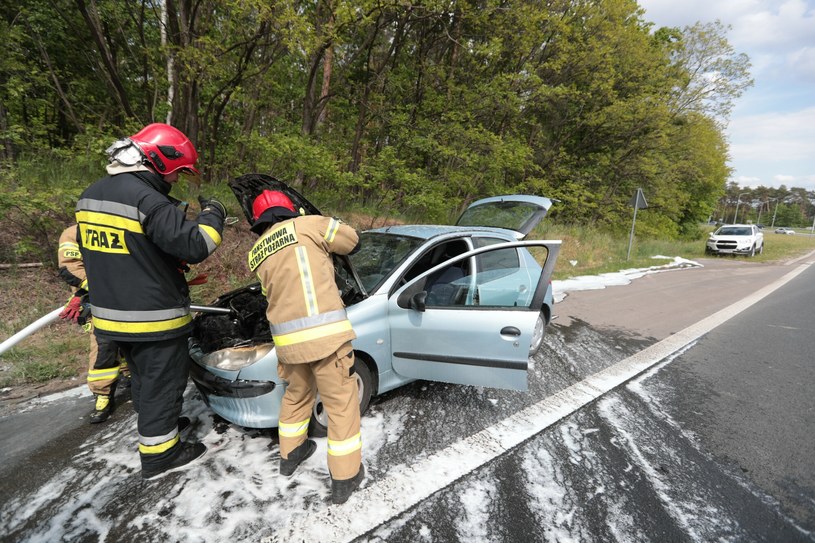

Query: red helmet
252;190;295;220
129;123;200;176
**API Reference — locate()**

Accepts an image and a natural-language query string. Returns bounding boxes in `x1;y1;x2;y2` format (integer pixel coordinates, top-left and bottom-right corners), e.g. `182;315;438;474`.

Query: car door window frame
395;240;560;312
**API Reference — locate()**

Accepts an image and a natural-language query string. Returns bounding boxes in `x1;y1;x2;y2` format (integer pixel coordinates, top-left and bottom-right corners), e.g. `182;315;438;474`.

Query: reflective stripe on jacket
251;216;358;364
57;225;88;292
76;170;224;341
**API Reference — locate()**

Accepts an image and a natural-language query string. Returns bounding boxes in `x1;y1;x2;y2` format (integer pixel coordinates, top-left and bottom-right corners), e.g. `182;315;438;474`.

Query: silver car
189;174;561;435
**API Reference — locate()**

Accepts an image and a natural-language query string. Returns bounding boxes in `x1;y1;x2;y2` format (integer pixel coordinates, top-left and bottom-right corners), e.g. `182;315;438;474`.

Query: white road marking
266;261;811;543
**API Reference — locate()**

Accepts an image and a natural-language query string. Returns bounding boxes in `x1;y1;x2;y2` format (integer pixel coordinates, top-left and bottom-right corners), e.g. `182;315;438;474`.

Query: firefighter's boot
178;416;191;433
141;442;207;480
279;439;317;477
331;464;365;505
89;394;113;424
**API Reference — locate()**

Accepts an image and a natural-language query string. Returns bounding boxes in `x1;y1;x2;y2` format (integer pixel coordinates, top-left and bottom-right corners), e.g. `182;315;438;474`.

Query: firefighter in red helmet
76;123;226;479
248;189;365;504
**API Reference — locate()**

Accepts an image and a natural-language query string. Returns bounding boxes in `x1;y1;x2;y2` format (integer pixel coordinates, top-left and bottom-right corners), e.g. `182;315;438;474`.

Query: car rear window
456;201;540;231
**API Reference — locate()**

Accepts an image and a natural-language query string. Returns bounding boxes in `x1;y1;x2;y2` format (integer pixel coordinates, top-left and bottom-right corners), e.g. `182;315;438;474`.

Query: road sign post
627;188;648;261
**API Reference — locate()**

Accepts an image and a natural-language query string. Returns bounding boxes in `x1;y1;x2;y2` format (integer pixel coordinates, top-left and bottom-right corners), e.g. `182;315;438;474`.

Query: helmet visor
179;166;201;183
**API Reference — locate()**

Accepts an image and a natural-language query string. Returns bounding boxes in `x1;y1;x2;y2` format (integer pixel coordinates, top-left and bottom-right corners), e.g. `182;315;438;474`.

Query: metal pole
757;201;763;225
627;204;639;261
771;199;779;228
190;304;233;315
733;192;748;224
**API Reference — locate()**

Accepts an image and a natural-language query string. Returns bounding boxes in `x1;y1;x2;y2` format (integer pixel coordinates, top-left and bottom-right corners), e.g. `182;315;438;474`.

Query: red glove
187;273;208;286
60;295;83;322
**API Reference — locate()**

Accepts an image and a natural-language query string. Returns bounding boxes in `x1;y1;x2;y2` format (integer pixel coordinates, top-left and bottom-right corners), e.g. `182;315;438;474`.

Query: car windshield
717;227;751;236
348;232;424;292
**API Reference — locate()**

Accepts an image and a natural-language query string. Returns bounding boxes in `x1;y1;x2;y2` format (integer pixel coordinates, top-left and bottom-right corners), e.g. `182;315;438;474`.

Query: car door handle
500;326;521;337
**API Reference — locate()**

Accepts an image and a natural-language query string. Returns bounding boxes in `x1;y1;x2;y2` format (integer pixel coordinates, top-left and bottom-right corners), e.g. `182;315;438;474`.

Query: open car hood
229;173;324;222
455;195;553;239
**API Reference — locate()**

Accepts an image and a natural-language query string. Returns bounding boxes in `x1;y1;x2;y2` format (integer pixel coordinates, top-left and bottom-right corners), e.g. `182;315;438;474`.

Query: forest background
3;0;815;261
2;0;815;390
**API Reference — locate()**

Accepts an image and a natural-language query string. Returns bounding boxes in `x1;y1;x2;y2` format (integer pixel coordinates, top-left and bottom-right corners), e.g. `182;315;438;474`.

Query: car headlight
200;343;274;371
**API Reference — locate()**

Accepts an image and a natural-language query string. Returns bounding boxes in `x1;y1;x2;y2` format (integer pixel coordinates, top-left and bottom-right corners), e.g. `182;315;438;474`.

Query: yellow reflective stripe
199;224;222;247
139;434;180;455
87;367;120;382
92;314;192;334
79;279;88;290
273;320;353;347
60;241;82;260
76;210;143;233
295;247;318;316
95;395;110;410
279;419;310;438
324;218;339;243
327;433;362;456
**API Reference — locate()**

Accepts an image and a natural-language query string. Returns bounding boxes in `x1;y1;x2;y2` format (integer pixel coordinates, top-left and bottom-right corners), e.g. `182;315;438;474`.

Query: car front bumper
190;362;284;428
706;243;753;255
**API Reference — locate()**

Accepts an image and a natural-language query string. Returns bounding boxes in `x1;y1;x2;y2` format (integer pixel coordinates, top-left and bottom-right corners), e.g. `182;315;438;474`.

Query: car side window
473;237;520;280
401;240;470;284
422;241;532;309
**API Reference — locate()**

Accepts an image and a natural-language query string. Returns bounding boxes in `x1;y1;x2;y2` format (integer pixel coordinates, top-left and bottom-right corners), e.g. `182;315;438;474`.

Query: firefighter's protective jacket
76;170;224;341
57;225;87;294
249;215;358;364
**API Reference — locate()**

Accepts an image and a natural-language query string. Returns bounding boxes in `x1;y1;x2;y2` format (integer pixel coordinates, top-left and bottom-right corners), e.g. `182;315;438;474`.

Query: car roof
364;224;520;240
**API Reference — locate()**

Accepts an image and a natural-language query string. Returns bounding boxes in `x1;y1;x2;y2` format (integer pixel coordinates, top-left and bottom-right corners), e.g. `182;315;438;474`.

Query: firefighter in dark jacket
76;123;226;480
57;224;129;423
248;190;364;504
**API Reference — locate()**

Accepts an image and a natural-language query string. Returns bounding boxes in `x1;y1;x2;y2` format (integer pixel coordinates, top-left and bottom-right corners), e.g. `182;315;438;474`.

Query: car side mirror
409;291;427;312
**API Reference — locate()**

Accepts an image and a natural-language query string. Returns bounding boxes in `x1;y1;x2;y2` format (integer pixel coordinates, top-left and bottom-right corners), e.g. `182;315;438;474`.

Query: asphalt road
658;259;815;527
1;252;813;542
362;254;815;542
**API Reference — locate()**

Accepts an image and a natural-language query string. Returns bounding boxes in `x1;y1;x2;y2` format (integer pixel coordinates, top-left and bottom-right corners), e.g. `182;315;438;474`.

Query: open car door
388;240;560;391
455;195;554;239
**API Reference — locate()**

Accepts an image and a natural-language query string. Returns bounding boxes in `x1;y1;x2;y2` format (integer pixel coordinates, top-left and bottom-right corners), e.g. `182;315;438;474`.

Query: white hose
0;306;64;356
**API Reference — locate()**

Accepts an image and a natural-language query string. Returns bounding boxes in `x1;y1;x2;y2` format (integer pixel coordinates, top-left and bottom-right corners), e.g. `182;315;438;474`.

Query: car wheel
748;245;755;257
529;312;546;355
758;243;764;255
309;355;373;438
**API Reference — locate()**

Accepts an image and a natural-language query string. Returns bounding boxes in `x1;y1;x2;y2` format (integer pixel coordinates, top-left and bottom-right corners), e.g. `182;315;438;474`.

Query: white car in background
774;227;795;235
705;224;764;257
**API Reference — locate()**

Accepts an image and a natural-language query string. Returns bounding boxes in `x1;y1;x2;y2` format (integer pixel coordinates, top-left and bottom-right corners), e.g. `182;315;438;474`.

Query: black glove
198;195;226;220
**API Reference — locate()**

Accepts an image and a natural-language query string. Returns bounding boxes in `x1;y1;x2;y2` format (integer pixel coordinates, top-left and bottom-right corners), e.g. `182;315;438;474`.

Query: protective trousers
114;335;190;470
277;342;362;480
86;323;127;396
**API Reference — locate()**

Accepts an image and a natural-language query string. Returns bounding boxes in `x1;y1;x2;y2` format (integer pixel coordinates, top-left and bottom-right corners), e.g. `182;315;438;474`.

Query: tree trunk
29;28;84;134
161;0;174;125
74;0;136;119
0;100;13;160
